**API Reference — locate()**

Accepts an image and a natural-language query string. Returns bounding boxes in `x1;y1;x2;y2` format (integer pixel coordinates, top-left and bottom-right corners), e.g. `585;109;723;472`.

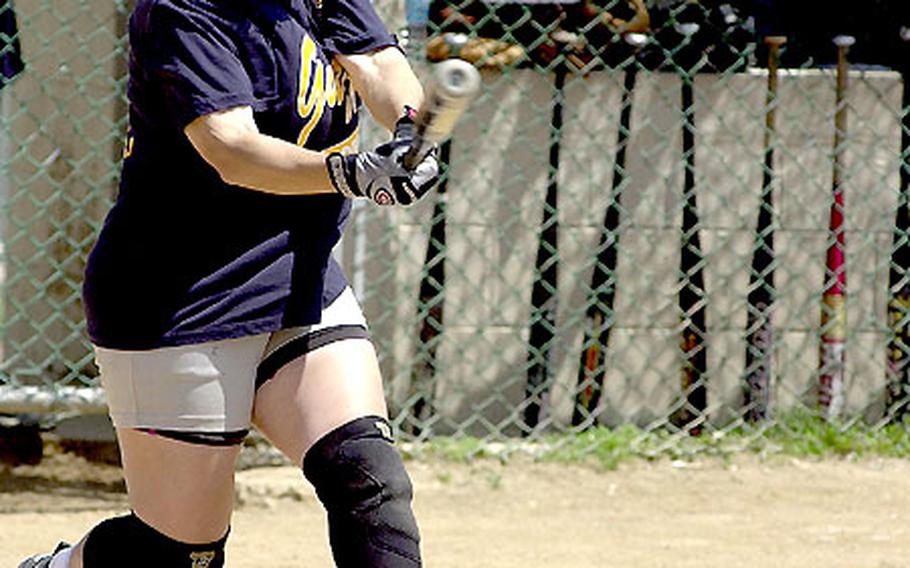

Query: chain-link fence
0;0;908;453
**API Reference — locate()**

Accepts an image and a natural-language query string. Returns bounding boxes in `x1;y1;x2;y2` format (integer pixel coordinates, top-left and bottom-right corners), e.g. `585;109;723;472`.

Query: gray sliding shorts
95;288;369;437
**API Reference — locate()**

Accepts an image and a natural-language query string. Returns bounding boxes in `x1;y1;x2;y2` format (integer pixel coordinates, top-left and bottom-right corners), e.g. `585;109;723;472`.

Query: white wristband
325;153;358;199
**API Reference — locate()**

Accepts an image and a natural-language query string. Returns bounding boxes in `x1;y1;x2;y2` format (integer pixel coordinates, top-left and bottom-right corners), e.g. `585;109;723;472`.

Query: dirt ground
1;447;909;568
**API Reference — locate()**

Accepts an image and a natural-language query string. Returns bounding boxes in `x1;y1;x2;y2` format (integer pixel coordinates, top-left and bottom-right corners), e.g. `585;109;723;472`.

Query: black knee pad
82;513;228;568
303;416;421;567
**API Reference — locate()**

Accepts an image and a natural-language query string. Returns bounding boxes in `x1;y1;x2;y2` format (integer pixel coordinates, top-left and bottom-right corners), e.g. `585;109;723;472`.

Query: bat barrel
404;59;481;170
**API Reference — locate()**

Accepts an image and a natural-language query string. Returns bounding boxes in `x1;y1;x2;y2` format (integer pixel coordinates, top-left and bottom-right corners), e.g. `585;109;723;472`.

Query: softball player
19;0;438;566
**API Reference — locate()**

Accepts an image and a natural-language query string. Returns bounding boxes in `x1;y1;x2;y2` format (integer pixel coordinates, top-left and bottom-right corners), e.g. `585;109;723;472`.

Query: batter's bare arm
336;46;424;132
185;102;439;208
184;106;337;195
185;46;436;203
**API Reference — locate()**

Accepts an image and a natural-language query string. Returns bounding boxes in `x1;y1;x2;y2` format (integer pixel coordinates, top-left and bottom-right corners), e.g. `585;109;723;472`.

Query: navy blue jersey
83;0;396;349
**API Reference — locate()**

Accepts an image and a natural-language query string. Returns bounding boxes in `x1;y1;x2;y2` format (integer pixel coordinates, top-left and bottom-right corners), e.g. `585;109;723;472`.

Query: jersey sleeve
136;2;258;129
320;0;398;56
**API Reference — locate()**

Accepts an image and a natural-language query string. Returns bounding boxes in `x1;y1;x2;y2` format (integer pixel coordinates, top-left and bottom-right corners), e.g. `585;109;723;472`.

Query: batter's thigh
116;427;241;544
253;338;387;465
252;289;387;465
93;335;273;543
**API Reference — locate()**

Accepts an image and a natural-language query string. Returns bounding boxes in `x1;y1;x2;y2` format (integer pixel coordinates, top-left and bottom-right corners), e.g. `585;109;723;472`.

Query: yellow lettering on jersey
296;35;353;148
122;134;134;159
297;36;321;118
322;126;360;155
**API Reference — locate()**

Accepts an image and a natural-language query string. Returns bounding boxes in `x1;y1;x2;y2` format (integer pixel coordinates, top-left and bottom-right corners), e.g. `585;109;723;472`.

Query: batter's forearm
211;133;336;195
185;106;336;196
336;47;424;131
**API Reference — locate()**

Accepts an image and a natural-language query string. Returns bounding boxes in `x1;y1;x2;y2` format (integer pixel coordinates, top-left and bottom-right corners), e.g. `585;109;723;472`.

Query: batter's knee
303;416;421;567
82;513;228;568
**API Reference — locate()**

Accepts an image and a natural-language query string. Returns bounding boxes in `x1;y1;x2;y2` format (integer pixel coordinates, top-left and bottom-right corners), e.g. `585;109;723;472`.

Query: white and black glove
326;112;440;206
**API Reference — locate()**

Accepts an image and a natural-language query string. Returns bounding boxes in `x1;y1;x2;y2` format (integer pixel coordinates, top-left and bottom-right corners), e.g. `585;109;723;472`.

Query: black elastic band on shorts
255;324;370;389
137;428;249;447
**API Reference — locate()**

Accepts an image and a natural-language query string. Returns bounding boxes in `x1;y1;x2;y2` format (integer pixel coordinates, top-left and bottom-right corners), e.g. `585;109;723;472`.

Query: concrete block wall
345;67;904;432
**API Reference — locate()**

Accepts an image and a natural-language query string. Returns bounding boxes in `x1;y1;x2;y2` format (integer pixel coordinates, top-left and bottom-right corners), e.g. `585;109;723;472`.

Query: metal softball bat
403;59;482;170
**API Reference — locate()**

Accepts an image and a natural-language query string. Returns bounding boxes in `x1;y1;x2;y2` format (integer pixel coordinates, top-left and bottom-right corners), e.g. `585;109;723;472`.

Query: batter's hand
326;114;439;206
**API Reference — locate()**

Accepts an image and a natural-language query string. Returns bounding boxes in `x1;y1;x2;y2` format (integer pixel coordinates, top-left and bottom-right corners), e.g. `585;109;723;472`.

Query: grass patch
401;414;910;469
764;413;910;458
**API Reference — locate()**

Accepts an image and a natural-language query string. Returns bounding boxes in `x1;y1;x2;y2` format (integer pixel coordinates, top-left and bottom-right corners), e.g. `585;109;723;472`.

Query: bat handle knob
623;32;648;49
442;32;469;58
674;23;700;38
764;36;787;47
833;35;856;48
719;4;738;25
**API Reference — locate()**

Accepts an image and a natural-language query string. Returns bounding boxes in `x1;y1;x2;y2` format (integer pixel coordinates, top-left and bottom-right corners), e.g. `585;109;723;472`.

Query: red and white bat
818;35;854;419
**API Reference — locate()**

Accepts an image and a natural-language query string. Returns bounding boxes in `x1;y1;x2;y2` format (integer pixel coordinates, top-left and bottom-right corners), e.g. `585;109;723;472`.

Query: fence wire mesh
0;0;908;457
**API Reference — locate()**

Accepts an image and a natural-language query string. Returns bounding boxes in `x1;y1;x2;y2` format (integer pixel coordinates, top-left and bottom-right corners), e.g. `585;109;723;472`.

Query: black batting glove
325;109;440;206
393;105;418;143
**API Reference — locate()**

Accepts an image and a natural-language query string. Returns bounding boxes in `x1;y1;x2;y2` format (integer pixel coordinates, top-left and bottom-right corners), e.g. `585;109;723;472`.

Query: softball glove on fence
326;115;440;206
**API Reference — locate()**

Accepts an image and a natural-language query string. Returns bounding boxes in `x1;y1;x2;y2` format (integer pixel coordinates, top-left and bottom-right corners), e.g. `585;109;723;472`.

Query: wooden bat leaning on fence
743;36;786;423
673;21;708;435
572;32;648;429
